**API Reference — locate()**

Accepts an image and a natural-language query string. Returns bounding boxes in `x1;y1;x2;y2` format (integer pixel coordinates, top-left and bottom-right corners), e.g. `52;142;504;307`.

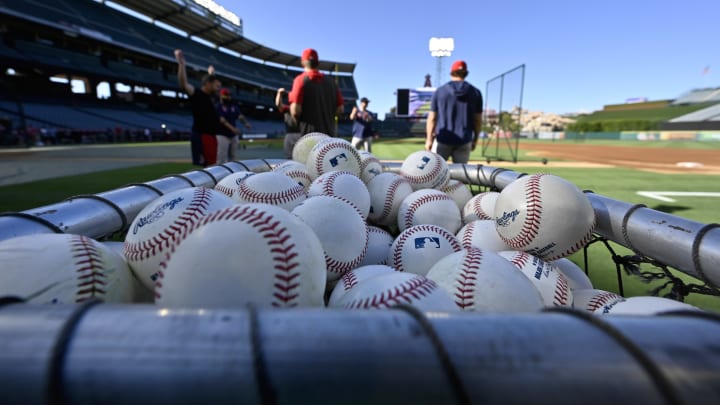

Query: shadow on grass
651;204;691;214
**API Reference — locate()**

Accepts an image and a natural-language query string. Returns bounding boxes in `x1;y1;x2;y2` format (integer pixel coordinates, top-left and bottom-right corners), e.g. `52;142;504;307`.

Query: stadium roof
108;0;356;73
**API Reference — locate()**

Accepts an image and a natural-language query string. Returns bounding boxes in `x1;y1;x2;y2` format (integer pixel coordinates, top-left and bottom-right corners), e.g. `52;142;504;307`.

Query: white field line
636;191;720;203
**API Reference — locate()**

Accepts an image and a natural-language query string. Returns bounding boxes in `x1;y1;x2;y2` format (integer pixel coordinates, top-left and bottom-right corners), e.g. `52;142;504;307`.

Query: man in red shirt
289;48;344;136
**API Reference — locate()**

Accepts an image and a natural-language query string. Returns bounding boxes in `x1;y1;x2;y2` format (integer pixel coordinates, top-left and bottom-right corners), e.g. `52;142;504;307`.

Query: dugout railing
0;160;719;404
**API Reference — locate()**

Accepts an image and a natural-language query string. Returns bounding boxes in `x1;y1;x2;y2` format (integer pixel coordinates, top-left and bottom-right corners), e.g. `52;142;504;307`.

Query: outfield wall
543;131;720;141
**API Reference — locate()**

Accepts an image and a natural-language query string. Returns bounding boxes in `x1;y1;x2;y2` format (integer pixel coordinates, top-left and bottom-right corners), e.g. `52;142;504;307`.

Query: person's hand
174;49;185;64
471;141;478;151
245;123;253;130
208;65;215;75
425;137;434;151
277;87;286;94
233;127;241;135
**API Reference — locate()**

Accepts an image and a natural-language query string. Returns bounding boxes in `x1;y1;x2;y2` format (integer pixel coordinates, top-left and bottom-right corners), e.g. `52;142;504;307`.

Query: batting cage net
0;158;719;404
482;64;525;163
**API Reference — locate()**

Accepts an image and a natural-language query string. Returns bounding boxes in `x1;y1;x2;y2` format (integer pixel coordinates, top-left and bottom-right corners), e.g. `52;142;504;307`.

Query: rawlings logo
417;156;431;170
329;153;347;167
414;237;440;249
496;209;520;227
133;197;184;234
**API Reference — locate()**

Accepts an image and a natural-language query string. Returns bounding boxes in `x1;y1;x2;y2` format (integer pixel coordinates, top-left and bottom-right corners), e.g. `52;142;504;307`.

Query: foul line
637;191;720;202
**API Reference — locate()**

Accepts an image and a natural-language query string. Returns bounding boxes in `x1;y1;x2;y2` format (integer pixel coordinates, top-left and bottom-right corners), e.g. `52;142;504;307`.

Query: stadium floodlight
429;37;454;87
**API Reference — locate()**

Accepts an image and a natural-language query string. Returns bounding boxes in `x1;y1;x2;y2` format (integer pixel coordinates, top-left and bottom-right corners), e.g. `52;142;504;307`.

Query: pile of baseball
0;134;701;315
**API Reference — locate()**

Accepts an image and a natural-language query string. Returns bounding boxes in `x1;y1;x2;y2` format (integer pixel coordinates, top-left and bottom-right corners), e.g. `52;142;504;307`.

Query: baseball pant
201;133;217;167
351;136;373;153
216;134;238;164
434;141;472;164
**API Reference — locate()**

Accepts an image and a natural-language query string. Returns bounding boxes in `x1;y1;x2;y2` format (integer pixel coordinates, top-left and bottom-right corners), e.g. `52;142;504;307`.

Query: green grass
573;102;716;122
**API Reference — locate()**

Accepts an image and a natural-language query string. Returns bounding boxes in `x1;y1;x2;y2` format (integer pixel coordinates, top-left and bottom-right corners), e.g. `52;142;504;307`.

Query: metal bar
0;305;718;404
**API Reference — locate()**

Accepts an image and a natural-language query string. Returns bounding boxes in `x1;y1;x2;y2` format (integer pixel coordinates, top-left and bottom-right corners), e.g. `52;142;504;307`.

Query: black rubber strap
543;307;683;405
218;164;235;174
0;212;65;234
162;173;195;187
125;183;164;197
46;299;102;405
195;169;218;185
621;204;646;253
66;195;128;233
691;223;720;293
259;159;274;171
0;295;25;308
236;161;252;171
393;304;471;405
247;305;277;405
487;168;510;191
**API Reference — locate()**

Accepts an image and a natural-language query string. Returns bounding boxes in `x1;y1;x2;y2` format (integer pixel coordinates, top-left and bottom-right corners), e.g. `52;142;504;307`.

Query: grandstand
0;0;359;145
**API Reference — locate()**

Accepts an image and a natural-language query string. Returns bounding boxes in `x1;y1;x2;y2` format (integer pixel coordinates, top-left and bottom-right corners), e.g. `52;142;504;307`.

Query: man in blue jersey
425;60;483;164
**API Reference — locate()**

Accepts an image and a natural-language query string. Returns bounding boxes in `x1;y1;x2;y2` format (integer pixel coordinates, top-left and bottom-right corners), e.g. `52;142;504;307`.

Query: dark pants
190;131;203;166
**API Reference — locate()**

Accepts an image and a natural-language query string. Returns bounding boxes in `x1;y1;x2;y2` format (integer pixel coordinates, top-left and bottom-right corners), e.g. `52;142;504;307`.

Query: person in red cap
426;60;483;164
216;88;251;164
288;48;344;137
174;49;221;166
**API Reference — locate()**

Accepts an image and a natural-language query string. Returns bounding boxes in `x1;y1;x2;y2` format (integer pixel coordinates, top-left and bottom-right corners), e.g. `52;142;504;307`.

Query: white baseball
366;172;414;228
595;296;701;315
462;191;499;224
308;171;371;219
155;204;327;308
399;150;450;190
426;247;544;312
456;220;511;252
327;264;397;307
338;272;459;312
387;224;462;276
101;241;154;303
497;250;573;307
442;179;473;211
273;161;312;190
306;137;362;179
571;289;625;313
494;173;596;260
358;226;394;266
551;258;593;291
214;171;256;202
292;195;369;281
236;171;307;211
398;189;461;233
0;234;135;303
358;150;384;184
124;187;236;290
292;132;330;164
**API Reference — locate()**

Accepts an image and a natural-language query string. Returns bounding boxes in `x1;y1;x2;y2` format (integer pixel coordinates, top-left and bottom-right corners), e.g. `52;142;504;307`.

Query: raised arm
349;105;359;120
174;49;194;95
275;88;286;109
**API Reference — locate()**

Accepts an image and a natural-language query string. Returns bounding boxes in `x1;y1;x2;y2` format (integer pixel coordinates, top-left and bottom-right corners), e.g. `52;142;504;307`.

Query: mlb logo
417;156;431;170
329;153;348;167
415;237;440;249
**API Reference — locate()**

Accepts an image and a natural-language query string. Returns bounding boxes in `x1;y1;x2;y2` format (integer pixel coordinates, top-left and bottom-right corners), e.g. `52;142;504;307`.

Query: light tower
429;37;454;88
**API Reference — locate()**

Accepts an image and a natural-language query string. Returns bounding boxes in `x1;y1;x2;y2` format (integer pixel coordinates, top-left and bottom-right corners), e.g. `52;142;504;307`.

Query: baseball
358;226;394;266
551;258;593;291
236;171;307;211
358;150;384;184
308;170;371;220
101;241;154;303
456;220;511;252
398;189;461;233
272;160;312;190
0;234;136;303
327;264;397;307
494;173;596;260
426;247;545;313
387;224;462;276
306;137;362;179
155;204;327;308
124;187;236;290
594;296;701;315
497;250;573;307
366;172;414;228
462;191;499;224
441;179;473;211
214;171;256;202
399;150;450;190
291;195;369;281
337;272;459;312
571;289;625;313
292;132;330;164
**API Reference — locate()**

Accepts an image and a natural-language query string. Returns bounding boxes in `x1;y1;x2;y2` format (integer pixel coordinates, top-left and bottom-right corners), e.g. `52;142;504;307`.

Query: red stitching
318;170;352;196
552;274;570;306
377;176;408;223
71;235;107;302
453;248;482;309
313;140;361;176
402;192;455;230
549;216;597;261
472;193;494;220
323;195;369;274
342;270;359;290
124;188;215;262
586;291;622;312
501;174;544;250
238;177;306;205
390;225;461;272
460;221;475;249
214;184;235;198
508;251;531;269
282;170;312;186
400;154;448;189
344;277;438;309
360;155;381;174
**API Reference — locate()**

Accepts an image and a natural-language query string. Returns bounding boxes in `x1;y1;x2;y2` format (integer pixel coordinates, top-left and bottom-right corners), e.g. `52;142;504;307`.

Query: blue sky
222;0;717;116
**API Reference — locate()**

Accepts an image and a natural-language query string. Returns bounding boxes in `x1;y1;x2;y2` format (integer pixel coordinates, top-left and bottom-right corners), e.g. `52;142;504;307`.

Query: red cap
302;48;318;62
451;60;468;72
220;88;231;96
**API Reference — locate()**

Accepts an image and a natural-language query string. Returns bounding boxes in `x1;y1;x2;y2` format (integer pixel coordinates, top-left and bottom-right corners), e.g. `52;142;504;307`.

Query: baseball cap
302;48;318;62
220;88;231;96
360;97;370;103
451;60;468;72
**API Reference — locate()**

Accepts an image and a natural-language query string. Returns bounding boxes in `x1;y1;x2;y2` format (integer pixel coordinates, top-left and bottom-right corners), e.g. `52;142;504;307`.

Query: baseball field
1;137;718;310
